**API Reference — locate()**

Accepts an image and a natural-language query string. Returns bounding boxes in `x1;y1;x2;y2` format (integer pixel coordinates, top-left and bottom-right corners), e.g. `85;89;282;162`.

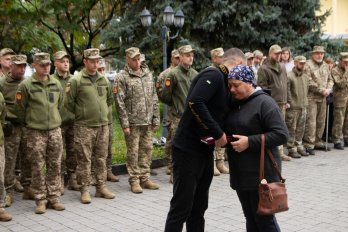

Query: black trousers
164;147;214;232
236;190;281;232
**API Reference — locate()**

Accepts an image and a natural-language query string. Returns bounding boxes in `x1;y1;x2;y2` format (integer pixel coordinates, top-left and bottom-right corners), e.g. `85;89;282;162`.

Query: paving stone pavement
1;148;347;231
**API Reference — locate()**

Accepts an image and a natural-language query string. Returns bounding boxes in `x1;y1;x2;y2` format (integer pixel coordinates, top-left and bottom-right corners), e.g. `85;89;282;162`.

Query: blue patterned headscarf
228;65;256;86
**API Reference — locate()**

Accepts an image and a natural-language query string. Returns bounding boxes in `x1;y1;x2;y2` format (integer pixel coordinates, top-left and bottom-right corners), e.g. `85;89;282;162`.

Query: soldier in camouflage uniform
210;48;230;176
0;91;12;221
0;48;16;81
285;56;310;158
0;55;34;207
15;53;65;214
115;47;160;193
51;51;79;193
65;48;115;204
331;52;348;150
303;46;333;155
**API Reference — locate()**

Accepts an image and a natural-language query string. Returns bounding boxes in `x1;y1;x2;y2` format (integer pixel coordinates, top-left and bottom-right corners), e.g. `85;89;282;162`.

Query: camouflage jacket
114;64;159;128
0;74;24;122
0;92;5;145
15;74;63;130
331;65;348;107
160;64;198;118
51;72;75;125
287;67;309;109
65;68;113;127
304;59;333;102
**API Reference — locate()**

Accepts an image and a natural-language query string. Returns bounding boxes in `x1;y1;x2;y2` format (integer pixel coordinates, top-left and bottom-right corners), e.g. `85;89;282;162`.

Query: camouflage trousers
165;117;180;171
304;100;326;149
74;125;108;189
214;147;226;161
332;103;348;144
27;128;63;203
278;103;286;154
61;124;77;175
4;125;29;192
0;145;5;208
125;125;153;183
285;108;307;153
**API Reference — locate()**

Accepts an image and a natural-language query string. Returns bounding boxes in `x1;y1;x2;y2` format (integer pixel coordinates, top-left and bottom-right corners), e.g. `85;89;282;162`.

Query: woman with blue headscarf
224;65;288;232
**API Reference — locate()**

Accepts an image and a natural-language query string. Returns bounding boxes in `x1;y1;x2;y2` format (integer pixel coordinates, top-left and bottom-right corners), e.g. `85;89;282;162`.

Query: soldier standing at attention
97;59;119;182
115;47;160;193
210;47;230;176
331;52;348;150
15;53;65;214
303;46;333;155
51;51;79;193
161;45;198;183
257;44;292;161
0;55;34;207
65;48;115;204
285;56;310;158
0;48;16;80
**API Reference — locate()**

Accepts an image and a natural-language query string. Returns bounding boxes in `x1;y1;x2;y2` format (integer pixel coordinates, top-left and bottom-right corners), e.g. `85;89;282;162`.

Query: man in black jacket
164;48;246;232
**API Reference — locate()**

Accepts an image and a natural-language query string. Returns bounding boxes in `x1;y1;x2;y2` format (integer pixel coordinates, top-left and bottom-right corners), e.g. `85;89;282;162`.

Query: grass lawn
111;105;165;164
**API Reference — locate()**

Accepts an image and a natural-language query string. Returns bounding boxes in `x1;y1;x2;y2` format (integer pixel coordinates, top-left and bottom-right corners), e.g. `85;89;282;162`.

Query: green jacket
115;64;160;128
0;92;5;145
15;74;63;130
331;65;348;107
51;72;75;125
287;67;309;109
0;74;24;122
65;68;113;127
304;59;333;102
161;64;198;118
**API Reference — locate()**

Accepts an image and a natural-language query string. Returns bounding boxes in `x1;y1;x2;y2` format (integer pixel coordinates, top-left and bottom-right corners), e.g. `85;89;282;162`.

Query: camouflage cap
339;52;348;62
98;58;106;68
84;48;102;59
311;45;325;53
253;50;263;57
0;48;16;57
294;55;306;63
171;49;180;58
178;45;194;54
269;44;282;54
11;54;27;65
245;52;254;60
210;48;224;57
33;52;51;65
54;51;70;60
126;47;141;59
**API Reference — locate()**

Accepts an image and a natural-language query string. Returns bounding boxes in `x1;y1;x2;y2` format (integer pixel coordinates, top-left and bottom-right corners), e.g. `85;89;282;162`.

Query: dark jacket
173;65;229;156
224;89;288;190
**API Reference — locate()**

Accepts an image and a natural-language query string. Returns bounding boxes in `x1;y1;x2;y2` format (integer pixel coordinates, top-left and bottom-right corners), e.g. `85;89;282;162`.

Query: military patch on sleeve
16;91;22;101
113;83;118;94
165;78;171;87
65;83;71;93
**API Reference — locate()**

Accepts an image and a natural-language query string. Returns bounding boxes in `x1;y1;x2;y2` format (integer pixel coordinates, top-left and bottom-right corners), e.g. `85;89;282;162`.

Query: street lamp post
140;6;185;139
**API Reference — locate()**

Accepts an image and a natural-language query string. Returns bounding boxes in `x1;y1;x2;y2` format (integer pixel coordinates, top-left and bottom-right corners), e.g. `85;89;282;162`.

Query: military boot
67;173;81;191
214;161;220;176
288;151;301;159
130;182;143;194
95;186;115;199
306;148;316;155
0;208;12;222
14;179;24;193
35;200;47;214
216;160;229;174
297;149;309;157
140;179;159;190
4;194;14;207
60;176;65;195
334;143;344;150
107;170;119;182
80;190;91;204
50;201;65;211
281;154;292;161
22;187;35;200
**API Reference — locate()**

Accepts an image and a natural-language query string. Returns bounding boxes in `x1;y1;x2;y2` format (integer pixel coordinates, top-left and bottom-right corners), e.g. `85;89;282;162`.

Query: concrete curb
111;158;167;175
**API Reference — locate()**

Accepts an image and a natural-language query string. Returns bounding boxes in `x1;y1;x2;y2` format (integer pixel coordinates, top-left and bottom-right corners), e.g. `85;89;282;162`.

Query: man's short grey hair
222;48;246;65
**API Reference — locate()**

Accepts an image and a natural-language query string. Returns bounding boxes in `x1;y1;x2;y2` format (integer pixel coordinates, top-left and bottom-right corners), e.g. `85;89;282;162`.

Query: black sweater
224;90;288;190
173;66;229;156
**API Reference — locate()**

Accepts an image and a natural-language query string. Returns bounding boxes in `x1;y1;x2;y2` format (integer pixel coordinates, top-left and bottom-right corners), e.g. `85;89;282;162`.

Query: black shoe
297;149;309;157
334;143;344;150
306;148;315;155
288;152;301;159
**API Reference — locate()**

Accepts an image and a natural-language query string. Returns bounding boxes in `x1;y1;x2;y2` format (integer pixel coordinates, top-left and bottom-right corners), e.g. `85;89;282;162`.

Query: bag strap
260;134;286;183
